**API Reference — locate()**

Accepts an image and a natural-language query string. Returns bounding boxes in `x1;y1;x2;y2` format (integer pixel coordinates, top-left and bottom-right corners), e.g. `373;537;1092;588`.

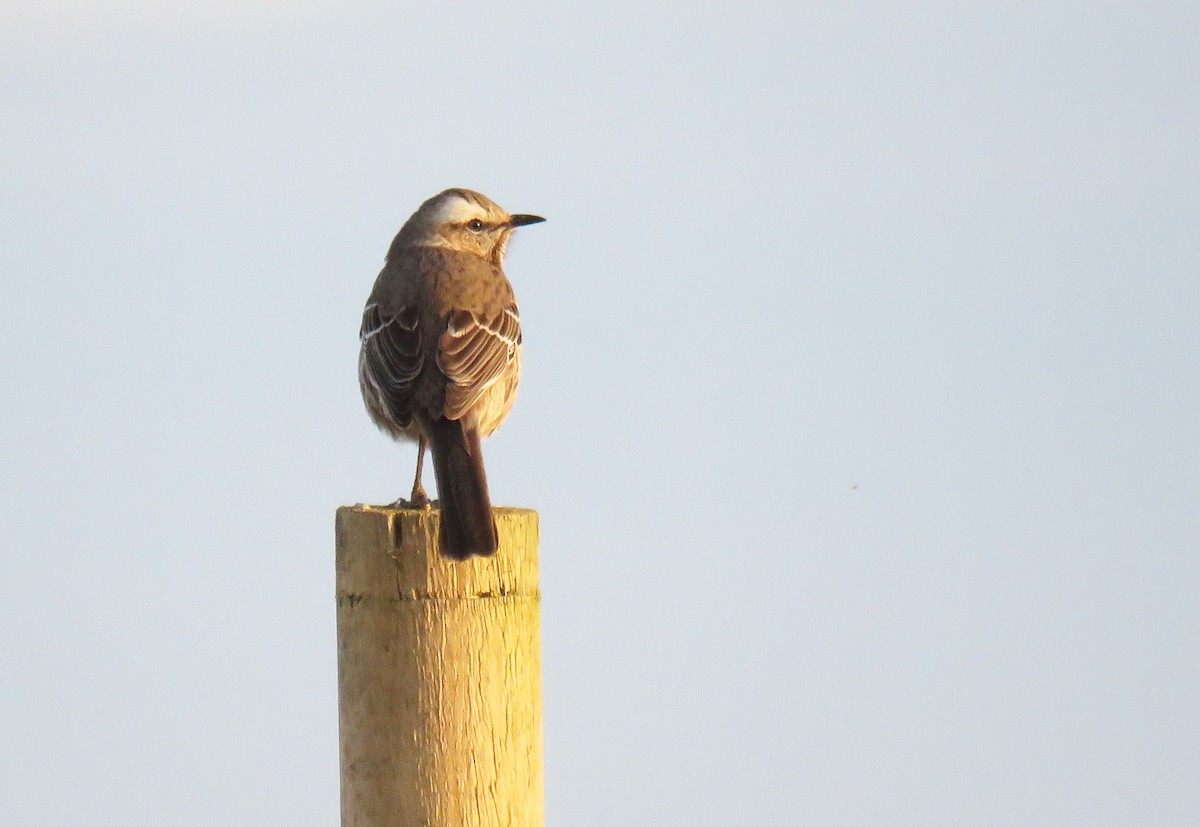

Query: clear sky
2;2;1198;824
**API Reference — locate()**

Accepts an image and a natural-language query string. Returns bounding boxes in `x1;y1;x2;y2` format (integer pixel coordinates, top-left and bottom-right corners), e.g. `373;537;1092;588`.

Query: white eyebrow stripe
432;195;487;225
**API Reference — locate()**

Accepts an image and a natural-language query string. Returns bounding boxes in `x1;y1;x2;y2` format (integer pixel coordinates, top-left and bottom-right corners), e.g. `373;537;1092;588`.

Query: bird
358;188;544;560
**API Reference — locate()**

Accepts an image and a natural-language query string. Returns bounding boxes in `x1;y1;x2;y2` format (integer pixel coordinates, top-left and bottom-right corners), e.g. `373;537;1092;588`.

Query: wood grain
336;505;542;826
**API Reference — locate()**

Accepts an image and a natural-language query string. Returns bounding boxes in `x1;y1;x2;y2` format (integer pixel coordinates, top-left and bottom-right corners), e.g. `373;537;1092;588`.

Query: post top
336;505;540;599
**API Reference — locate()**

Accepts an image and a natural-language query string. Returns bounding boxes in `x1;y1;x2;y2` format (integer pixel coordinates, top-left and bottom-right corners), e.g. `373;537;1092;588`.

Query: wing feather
438;304;521;420
360;303;423;427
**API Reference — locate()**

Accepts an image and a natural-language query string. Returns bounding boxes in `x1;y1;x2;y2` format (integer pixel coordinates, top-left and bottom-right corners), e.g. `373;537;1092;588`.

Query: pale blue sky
2;2;1198;824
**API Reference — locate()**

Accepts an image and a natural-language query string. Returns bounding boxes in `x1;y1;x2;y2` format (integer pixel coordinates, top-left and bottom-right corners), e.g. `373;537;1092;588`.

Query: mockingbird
358;188;544;560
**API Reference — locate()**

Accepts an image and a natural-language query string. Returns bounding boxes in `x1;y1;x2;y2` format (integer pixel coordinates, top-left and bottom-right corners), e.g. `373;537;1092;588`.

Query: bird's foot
389;484;432;510
388;495;432;510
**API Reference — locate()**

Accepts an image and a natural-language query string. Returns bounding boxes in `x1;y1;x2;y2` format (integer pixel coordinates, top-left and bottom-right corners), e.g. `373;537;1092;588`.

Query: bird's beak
508;214;546;227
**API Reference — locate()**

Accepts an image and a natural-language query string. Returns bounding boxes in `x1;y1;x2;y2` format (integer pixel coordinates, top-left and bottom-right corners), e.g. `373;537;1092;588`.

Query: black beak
508;214;546;227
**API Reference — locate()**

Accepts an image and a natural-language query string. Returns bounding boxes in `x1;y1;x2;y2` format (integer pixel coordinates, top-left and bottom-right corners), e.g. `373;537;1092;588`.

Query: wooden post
335;505;543;827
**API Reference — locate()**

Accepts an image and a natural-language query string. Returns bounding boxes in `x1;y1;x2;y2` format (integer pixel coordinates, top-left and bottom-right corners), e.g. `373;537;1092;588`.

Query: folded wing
437;303;521;421
360;302;423;428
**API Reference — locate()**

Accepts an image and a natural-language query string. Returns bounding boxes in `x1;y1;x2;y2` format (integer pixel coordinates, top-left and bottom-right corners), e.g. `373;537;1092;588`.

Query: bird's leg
409;437;431;506
388;437;432;509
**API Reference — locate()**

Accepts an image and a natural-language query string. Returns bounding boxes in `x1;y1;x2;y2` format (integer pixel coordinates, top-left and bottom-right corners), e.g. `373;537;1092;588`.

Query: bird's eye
467;219;485;232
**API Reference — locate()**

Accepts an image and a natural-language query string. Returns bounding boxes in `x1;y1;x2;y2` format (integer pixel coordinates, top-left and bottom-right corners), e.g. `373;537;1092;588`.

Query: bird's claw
389;494;432;510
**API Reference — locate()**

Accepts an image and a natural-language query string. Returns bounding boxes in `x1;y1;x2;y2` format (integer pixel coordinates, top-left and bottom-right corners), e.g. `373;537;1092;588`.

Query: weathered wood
335;505;542;827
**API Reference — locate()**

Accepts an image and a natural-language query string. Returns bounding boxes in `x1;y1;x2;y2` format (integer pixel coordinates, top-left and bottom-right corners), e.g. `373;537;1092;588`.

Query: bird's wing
437;303;521;421
360;301;423;426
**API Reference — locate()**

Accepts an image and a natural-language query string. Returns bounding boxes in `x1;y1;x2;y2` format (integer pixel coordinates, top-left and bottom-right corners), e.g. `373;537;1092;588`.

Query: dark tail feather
426;417;498;560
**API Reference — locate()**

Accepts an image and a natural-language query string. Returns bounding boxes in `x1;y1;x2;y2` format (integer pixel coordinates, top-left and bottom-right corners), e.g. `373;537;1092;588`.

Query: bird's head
395;188;545;265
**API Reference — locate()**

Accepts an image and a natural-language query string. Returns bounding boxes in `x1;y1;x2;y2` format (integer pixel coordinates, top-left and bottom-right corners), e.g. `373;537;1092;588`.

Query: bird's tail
426;417;499;560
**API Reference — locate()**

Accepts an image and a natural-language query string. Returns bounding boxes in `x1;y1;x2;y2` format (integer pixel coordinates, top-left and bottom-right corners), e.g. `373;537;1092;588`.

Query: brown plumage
358;189;543;560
